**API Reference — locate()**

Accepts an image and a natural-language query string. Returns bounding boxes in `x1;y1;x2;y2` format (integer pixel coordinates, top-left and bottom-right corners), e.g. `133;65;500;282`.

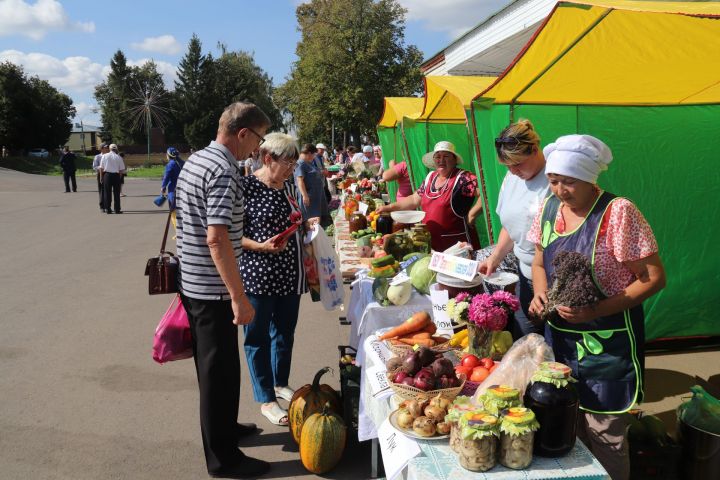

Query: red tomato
461;354;480;369
454;365;473;378
470;366;490;383
480;357;494;369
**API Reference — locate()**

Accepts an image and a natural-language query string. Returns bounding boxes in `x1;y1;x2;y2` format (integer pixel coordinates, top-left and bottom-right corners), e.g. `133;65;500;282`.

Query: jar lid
500;407;540;435
486;385;520;401
501;407;536;425
463;411;498;430
539;361;572;379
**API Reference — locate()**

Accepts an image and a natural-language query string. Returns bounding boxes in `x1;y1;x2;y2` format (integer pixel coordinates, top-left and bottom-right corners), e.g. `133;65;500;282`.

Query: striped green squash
299;404;347;474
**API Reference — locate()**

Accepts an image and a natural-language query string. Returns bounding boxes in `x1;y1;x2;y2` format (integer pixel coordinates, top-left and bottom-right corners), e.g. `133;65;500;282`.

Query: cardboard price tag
366;364;393;398
378;418;421;480
364;334;393;367
429;284;454;337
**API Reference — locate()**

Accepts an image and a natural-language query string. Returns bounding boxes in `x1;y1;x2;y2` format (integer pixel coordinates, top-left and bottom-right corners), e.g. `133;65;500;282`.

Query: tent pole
469;102;495;243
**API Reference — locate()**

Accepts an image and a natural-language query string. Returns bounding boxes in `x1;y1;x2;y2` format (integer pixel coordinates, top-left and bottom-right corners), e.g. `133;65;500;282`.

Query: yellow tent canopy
378;97;424;127
477;0;720;105
420;76;496;122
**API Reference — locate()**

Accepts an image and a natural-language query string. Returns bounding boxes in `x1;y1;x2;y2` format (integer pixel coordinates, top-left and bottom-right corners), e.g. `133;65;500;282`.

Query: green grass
0;155;166;178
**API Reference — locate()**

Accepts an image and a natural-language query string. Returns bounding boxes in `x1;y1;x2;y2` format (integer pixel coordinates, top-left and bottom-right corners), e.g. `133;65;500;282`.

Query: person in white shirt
99;144;126;214
92;144;109;210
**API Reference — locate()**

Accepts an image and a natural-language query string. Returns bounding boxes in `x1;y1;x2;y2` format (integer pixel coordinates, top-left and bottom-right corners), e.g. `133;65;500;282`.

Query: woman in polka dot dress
239;133;317;426
527;134;666;480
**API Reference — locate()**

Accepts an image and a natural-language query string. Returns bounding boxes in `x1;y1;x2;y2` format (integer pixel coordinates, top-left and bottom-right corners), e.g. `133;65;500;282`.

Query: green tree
0;61;75;150
95;51;170;145
172;34;218;148
278;0;423;144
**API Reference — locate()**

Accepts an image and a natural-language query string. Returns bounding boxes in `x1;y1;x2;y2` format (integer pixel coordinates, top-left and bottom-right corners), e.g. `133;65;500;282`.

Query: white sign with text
366;364;394;398
429;252;479;282
377;417;421;480
364;334;393;367
429;284;455;338
358;201;369;215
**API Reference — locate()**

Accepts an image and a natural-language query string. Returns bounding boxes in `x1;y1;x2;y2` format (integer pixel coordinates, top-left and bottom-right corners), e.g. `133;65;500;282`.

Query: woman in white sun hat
377;141;483;251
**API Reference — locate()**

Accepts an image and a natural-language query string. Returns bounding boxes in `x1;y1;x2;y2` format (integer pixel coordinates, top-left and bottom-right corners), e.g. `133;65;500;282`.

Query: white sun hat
422;141;463;169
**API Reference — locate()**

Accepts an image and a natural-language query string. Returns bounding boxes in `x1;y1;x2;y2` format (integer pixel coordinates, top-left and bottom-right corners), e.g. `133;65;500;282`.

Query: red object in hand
460;354;480;369
272;223;299;246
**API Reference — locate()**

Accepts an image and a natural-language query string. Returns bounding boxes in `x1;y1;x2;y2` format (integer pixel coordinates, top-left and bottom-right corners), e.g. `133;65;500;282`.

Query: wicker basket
387;373;466;401
385;338;458;356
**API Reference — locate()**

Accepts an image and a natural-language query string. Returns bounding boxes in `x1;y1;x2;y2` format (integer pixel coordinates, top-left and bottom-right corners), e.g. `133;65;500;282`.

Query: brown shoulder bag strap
160;211;173;255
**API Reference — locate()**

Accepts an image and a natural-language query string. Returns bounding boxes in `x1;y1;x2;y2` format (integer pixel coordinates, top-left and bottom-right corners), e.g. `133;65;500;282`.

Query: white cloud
131;35;182;55
0;49;105;93
0;0;94;40
399;0;508;38
127;58;178;89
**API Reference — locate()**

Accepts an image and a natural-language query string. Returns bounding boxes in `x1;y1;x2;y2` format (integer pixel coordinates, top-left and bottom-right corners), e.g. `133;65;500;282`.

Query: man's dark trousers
102;172;121;213
63;171;77;192
180;295;245;473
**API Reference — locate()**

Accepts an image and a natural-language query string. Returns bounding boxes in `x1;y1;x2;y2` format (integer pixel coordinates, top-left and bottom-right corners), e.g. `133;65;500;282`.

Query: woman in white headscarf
527;134;665;480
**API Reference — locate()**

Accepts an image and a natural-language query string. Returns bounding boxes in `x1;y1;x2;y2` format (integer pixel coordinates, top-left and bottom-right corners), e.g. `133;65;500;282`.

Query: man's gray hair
260;133;299;161
218;102;272;135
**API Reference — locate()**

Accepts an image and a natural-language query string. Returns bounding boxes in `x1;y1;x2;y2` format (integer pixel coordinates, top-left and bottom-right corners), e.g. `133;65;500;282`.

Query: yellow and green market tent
471;0;720;341
376;97;423;201
394;75;496;244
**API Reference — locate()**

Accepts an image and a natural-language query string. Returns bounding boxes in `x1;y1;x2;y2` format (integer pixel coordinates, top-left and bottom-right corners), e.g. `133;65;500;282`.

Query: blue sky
0;0;508;125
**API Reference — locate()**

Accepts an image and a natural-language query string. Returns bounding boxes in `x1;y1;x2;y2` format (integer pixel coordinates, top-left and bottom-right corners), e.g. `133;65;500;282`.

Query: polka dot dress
239;175;308;296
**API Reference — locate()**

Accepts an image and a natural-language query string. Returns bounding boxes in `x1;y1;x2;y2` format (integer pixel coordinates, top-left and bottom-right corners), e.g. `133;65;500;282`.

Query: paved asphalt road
2;168;718;479
0;169;369;479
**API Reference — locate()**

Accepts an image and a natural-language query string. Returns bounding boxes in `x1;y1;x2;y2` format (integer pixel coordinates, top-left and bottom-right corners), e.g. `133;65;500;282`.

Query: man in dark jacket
60;146;77;192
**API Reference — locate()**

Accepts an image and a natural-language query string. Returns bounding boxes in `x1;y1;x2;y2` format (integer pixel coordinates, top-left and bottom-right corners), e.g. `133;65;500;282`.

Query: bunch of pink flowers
467;290;520;331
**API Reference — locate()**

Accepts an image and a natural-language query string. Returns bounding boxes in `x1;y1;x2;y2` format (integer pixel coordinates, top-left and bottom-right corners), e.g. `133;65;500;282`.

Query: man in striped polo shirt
176;102;271;479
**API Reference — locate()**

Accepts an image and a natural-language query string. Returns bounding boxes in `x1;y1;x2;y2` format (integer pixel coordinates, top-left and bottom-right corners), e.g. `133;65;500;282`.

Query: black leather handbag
144;212;178;295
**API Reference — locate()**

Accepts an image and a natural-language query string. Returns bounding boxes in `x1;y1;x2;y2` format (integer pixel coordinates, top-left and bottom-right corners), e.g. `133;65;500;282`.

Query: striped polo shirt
175;141;244;300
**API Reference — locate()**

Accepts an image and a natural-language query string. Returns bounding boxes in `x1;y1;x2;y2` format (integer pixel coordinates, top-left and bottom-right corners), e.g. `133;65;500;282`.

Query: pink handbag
153;295;193;364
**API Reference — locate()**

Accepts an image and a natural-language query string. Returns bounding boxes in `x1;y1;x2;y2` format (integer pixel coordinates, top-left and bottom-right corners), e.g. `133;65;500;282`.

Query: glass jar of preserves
480;385;522;416
349;212;367;233
523;361;579;457
499;407;539;469
445;396;475;453
376;213;394;235
457;411;498;472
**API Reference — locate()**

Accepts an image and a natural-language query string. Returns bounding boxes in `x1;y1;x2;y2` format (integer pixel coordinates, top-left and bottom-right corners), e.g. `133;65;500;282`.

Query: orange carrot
397;332;432;342
422;323;437;335
378;311;432;340
397;337;436;347
431;336;450;344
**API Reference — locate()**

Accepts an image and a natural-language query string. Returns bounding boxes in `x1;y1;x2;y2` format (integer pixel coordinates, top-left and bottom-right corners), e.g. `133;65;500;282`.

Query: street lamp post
77;107;98;157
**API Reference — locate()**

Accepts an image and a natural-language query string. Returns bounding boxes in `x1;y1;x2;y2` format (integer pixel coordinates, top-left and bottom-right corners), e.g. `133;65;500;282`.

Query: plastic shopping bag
678;385;720;435
153;294;193;364
311;225;344;311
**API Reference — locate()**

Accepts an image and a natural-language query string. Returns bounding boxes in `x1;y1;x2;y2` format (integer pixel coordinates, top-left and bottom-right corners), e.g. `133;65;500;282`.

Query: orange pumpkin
289;367;342;444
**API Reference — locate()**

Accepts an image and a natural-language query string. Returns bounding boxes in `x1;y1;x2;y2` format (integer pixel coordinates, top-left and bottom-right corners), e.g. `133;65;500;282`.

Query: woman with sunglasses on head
526;135;665;480
376;141;483;252
239;133;317;427
478;119;551;339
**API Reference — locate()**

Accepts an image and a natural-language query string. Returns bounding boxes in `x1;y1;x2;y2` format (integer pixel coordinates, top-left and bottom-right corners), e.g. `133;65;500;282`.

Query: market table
357;333;610;480
334;213;366;281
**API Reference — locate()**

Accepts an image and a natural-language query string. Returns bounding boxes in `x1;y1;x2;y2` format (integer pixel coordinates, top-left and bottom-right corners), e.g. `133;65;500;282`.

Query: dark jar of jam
349;212;367;233
523;361;579;457
376;213;394;235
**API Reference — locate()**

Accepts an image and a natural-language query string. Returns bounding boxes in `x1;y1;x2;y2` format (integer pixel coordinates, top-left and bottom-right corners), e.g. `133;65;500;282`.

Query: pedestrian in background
93;144;109;210
175;102;272;479
59;146;77;193
99;144;126;214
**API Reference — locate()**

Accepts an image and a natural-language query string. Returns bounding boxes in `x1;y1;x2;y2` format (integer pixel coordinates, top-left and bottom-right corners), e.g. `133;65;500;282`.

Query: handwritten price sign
429;284;454;337
429;252;479;282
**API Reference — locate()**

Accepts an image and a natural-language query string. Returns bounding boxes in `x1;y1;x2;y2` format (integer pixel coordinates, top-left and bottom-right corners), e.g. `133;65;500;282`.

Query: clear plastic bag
678;385;720;435
472;333;554;402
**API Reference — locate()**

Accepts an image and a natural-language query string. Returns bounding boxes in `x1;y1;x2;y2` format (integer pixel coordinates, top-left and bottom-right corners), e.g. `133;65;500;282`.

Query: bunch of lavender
540;251;603;321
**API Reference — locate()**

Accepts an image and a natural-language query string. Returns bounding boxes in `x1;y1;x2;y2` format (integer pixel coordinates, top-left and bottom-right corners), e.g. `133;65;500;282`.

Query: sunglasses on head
494;136;521;149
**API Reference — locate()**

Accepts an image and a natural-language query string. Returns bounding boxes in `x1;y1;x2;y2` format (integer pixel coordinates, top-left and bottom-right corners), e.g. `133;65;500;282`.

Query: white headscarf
544;134;613;184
